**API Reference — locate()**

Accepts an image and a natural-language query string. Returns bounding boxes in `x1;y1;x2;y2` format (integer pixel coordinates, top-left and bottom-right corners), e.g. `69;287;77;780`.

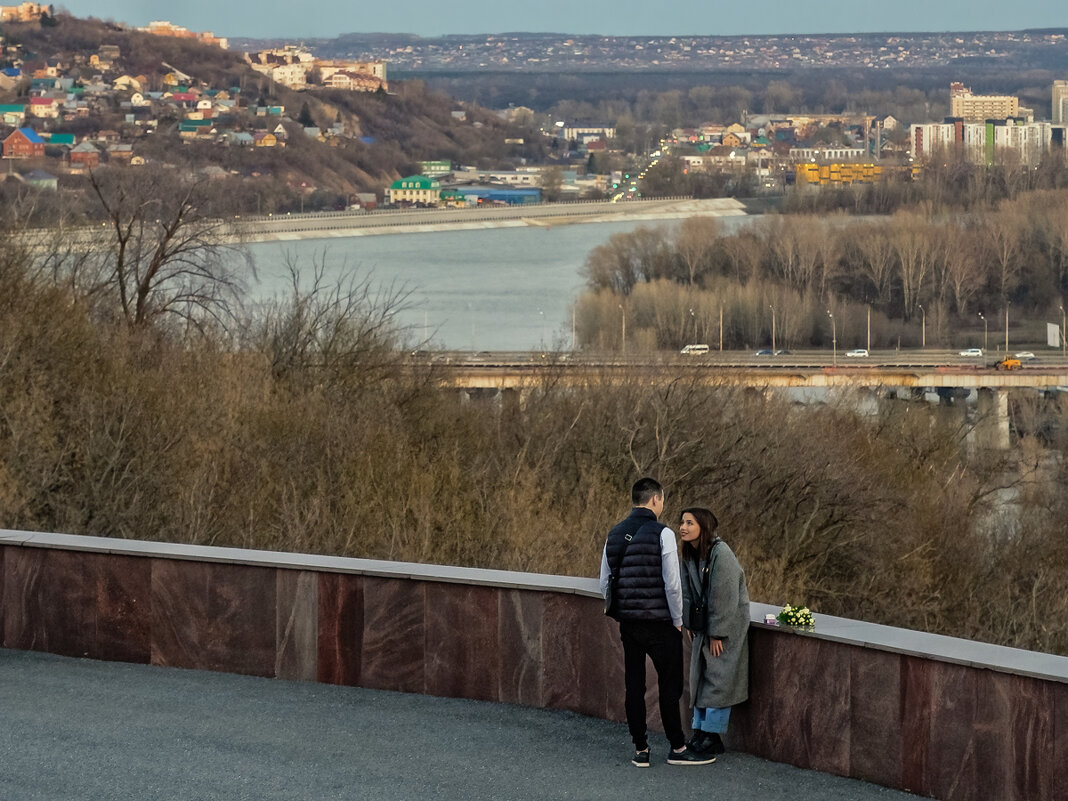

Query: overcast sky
57;0;1067;39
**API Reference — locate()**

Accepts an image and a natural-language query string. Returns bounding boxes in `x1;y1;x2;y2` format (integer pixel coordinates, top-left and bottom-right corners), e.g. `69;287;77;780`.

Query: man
600;477;714;767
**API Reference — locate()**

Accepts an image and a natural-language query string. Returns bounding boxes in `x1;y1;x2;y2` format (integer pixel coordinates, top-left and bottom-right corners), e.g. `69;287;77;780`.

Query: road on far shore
229;196;752;242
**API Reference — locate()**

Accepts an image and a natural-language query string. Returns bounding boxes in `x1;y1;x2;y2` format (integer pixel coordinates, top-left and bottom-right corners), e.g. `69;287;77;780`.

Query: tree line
577;187;1068;351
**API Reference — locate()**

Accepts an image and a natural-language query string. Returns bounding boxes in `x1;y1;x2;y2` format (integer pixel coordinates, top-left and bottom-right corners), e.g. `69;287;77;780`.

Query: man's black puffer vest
605;507;670;622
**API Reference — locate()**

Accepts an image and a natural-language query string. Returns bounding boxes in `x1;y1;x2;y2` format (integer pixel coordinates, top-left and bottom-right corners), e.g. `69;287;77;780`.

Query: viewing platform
2;528;1066;801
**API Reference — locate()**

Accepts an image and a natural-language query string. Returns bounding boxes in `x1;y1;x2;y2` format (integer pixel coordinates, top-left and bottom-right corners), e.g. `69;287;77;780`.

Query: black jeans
619;620;685;751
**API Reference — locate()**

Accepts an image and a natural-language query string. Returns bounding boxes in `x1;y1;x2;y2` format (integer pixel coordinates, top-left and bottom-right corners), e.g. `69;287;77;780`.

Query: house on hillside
225;131;254;147
0;67;23;92
252;131;278;147
108;144;133;164
28;96;60;119
178;120;213;139
23;168;57;190
2;128;45;158
69;140;100;169
0;103;27;126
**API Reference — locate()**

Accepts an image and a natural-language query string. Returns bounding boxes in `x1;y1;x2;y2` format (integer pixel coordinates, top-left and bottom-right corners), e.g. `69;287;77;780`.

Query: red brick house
2;127;45;158
69;140;100;169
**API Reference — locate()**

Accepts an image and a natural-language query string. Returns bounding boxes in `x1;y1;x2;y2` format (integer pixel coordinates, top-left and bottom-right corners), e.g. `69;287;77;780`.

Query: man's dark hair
632;477;663;506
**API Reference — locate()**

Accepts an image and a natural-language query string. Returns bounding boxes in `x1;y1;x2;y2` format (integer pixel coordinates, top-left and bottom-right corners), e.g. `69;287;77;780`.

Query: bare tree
851;221;896;306
674;216;718;285
980;202;1024;304
85;167;247;330
247;254;413;392
889;209;936;318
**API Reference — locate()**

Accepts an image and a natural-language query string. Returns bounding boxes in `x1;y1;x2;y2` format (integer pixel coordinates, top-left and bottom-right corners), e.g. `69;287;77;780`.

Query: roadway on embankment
230;196;751;243
0;648;919;801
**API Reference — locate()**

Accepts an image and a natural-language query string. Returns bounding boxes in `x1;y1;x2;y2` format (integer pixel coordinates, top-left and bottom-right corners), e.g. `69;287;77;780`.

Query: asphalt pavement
1;648;921;801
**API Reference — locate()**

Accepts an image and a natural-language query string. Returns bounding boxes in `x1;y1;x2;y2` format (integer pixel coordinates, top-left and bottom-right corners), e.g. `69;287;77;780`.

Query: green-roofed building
387;175;441;206
439;188;467;207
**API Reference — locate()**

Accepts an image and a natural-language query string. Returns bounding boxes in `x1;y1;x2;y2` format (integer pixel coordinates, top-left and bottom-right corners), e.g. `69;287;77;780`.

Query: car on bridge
846;348;869;357
959;348;983;357
680;344;710;355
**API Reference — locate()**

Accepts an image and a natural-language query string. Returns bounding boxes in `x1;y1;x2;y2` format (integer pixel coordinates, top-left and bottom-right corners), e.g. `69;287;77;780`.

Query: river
244;217;752;351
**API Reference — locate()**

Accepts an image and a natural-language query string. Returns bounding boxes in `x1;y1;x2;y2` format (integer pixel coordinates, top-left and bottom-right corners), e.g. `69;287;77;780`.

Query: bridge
423;350;1068;391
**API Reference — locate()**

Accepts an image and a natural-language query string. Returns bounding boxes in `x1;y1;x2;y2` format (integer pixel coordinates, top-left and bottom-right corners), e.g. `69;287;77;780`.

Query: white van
680;344;710;355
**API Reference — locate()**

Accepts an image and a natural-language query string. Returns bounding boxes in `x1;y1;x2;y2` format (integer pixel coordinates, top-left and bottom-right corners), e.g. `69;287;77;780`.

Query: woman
678;506;750;756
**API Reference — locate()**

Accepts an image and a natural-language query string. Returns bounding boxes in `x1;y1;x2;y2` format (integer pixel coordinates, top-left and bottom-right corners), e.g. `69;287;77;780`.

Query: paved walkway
1;648;919;801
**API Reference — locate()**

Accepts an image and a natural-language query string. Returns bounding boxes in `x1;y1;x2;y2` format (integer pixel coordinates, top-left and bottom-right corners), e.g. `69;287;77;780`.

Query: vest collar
629;507;658;522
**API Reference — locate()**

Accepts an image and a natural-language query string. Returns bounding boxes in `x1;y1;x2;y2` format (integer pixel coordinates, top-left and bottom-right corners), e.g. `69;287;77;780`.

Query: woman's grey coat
681;539;750;709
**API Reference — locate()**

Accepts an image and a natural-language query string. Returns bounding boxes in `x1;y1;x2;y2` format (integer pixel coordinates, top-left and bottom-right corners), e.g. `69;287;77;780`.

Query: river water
244;217;750;351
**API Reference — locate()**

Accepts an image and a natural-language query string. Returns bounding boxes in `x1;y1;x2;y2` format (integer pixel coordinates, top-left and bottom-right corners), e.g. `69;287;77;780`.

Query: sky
57;0;1067;40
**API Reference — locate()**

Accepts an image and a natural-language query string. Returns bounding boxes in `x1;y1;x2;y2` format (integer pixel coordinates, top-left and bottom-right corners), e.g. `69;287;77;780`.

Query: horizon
56;0;1068;40
229;26;1068;42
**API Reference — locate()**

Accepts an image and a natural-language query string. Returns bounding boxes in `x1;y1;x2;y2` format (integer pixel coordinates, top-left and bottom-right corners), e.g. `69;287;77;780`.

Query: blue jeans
692;706;731;734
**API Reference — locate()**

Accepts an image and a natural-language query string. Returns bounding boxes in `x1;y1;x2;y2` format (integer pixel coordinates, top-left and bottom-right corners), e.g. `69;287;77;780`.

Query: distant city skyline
57;0;1068;40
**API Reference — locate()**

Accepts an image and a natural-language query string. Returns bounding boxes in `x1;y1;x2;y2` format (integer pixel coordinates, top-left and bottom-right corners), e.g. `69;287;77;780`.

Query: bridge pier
500;387;528;416
974;388;1011;450
459;387;502;409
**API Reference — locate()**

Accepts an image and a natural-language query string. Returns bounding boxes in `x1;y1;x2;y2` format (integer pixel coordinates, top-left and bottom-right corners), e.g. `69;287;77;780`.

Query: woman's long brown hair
680;506;719;563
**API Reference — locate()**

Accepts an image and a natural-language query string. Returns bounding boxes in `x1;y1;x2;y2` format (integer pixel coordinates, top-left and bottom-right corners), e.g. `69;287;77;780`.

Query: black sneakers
667;746;716;765
632;750;650;768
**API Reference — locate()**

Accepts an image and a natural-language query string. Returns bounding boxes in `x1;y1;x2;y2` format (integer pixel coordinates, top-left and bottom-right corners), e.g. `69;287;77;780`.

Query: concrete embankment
231;197;751;243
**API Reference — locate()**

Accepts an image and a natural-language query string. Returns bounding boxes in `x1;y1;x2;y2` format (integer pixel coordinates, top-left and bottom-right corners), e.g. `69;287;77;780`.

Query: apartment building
0;2;45;22
948;82;1030;122
1054;80;1068;125
910;118;1066;166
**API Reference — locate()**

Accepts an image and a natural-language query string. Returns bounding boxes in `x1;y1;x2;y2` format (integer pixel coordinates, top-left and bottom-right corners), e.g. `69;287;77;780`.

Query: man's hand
708;638;723;657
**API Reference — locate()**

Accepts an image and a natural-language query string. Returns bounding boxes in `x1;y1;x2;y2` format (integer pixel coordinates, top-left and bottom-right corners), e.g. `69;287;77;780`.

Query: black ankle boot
708;733;725;755
688;730;714;754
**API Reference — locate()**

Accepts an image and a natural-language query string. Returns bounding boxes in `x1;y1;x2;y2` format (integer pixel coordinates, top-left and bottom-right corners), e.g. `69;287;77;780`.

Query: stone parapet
1;529;1065;800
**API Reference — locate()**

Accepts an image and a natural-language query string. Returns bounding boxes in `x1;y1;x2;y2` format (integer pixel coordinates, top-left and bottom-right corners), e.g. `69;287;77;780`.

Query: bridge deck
434;356;1068;390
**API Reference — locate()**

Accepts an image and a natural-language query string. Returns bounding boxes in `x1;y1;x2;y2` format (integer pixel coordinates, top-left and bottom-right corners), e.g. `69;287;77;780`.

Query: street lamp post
618;303;626;355
867;304;871;352
689;307;697;344
917;303;926;349
978;312;988;352
769;305;776;353
1004;304;1010;353
827;310;837;366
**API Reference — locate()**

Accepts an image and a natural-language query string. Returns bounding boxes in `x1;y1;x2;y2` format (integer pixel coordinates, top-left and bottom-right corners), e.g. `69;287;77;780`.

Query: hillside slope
0;15;545;208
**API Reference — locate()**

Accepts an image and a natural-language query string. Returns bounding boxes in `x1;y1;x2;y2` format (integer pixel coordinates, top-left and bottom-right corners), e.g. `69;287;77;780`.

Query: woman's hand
708;638;723;657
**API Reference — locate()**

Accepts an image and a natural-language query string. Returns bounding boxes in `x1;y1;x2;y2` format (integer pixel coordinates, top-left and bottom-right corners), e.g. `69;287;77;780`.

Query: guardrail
2;528;1065;801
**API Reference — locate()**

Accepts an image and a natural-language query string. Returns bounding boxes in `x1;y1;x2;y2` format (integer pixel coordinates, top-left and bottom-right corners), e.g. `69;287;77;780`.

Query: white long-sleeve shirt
599;526;683;627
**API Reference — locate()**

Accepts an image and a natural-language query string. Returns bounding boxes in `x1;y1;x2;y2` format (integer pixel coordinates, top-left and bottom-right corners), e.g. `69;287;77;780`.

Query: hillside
0;14;545;211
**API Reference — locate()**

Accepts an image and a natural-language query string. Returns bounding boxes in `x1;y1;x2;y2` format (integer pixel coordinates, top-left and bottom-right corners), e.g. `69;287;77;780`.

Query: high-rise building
949;82;1025;122
1054;80;1068;125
